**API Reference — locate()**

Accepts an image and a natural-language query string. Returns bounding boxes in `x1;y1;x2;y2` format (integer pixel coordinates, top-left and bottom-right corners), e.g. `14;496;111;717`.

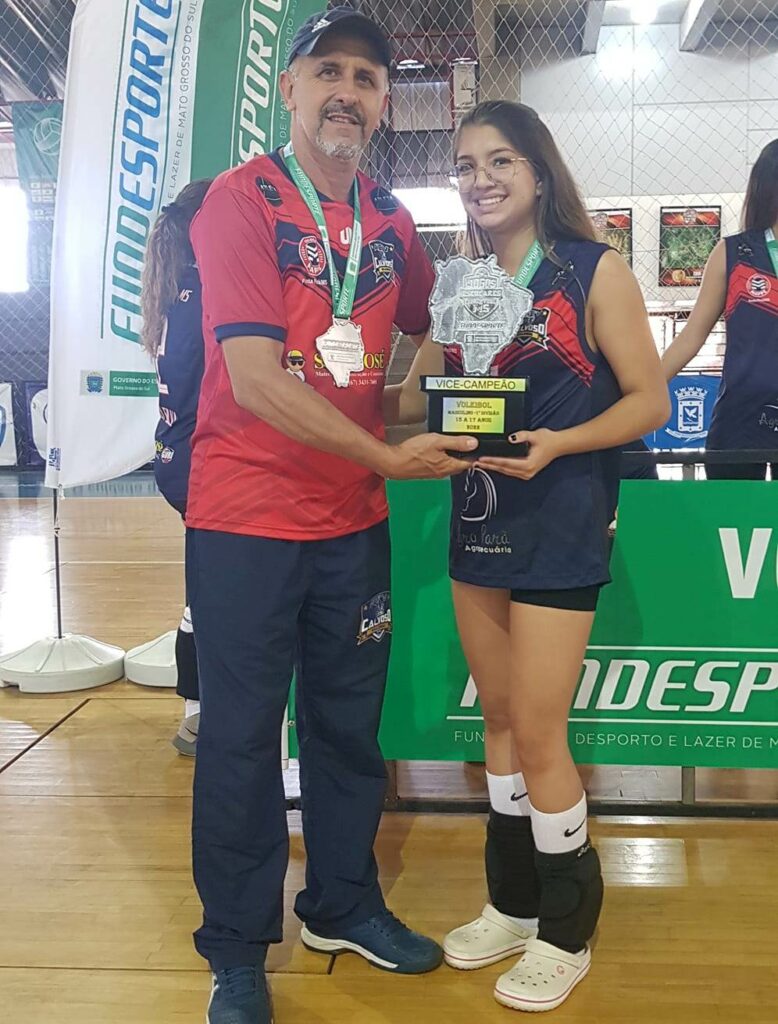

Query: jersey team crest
747;274;771;299
369;239;394;282
515;307;550;349
299;235;326;278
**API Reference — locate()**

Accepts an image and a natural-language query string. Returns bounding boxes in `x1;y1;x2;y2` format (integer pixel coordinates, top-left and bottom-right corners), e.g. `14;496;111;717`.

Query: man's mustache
320;103;366;127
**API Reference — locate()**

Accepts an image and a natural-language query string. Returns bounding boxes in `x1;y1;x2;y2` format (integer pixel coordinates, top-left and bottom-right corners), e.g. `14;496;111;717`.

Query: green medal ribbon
283;142;362;320
512;239;544;289
766;229;778;278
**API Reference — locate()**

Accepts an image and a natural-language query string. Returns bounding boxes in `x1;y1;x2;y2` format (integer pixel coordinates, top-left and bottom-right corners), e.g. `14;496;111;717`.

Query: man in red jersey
187;8;475;1023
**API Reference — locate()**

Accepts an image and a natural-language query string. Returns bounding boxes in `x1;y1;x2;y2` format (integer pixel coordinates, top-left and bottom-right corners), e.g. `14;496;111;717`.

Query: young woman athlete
387;100;669;1012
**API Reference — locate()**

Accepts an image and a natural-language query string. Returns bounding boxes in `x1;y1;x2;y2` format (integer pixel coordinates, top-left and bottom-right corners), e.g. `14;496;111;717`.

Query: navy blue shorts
509;584;601;612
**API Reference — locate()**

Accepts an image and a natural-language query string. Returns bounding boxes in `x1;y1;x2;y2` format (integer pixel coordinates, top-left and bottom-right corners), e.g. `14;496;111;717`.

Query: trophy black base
421;375;530;459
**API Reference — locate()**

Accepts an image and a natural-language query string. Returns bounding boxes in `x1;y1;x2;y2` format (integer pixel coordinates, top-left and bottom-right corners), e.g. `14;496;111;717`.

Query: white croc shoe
443;904;537;971
494;938;591;1012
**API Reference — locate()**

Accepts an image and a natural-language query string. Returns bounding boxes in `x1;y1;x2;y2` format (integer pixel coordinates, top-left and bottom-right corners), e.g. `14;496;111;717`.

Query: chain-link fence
0;1;776;460
365;0;778;380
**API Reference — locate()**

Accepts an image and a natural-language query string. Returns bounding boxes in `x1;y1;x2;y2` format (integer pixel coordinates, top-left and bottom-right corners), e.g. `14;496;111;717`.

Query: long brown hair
742;139;778;232
453;101;596;259
140;179;212;356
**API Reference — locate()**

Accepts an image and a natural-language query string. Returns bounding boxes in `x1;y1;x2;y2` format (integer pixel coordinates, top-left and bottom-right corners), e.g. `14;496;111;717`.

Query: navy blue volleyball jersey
446;239;620;590
154;264;204;513
707;230;778;451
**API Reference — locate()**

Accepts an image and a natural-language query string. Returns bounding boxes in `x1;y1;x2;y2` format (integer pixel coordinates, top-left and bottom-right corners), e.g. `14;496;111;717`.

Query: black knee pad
535;842;603;952
485;810;541;919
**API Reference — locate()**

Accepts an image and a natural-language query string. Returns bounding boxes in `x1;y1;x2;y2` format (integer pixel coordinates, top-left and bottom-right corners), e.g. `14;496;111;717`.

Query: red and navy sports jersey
153;264;204;515
707;229;778;451
187;150;434;540
447;239;621;591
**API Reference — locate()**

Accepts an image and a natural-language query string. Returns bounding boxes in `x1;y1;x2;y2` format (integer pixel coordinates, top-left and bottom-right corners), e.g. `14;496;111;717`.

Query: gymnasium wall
521;20;778;305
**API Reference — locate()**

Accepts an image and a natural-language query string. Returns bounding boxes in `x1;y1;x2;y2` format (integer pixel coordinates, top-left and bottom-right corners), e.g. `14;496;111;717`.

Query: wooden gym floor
1;487;778;1022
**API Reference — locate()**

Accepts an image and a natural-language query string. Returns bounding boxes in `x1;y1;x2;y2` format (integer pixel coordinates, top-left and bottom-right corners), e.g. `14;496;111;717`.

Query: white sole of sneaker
444;939;529;971
300;925;400;971
493;961;590;1013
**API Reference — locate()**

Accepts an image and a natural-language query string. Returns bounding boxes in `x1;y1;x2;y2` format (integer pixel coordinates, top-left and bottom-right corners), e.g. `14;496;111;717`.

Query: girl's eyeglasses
450;156;530;192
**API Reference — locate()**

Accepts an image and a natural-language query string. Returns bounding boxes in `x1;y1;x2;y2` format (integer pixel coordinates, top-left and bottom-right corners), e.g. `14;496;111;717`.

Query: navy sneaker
207;966;272;1024
301;909;443;974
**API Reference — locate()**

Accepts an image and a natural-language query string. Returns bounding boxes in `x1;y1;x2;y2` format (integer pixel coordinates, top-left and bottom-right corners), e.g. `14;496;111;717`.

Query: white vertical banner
45;0;204;488
0;383;18;466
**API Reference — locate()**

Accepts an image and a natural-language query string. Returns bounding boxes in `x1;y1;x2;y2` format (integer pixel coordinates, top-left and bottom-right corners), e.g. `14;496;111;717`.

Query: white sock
503;912;538;931
184;699;200;719
486;771;530;816
179;606;193;633
529;793;588;854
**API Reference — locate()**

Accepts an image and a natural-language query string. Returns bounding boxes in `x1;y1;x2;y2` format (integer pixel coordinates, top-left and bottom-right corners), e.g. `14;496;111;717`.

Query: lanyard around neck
282;142;362;320
512;239;544;288
765;228;778;277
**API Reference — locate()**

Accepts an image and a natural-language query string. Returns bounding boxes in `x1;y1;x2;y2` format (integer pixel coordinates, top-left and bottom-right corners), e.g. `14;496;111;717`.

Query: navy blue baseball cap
286;6;392;70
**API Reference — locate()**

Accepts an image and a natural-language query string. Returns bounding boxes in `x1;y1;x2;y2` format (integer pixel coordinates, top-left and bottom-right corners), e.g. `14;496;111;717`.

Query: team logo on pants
357;591;392;645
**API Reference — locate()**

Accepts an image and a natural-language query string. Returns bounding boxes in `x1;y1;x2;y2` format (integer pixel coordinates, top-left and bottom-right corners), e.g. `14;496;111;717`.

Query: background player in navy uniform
141;179;212;756
662;139;778;479
387;101;668;1012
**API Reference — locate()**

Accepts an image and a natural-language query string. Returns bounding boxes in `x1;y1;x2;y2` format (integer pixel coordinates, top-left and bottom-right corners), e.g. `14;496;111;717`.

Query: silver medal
315;317;365;388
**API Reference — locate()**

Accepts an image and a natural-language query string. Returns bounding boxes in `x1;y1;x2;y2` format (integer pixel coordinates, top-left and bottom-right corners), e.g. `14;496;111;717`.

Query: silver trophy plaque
429;254;534;375
423;254;533;457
